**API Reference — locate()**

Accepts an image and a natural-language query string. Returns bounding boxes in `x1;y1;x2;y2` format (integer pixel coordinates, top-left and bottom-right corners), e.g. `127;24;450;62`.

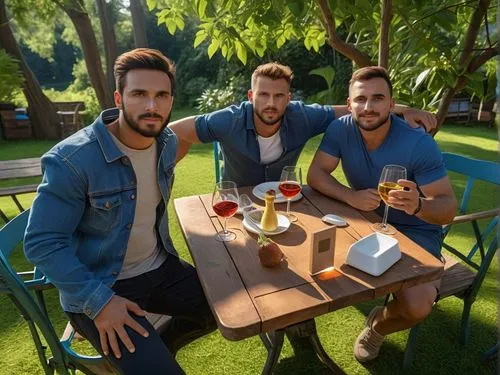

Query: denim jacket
24;109;177;319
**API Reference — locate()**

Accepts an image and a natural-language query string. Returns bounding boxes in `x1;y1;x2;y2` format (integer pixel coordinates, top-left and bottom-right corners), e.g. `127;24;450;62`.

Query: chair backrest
214;142;224;183
441;152;499;293
0;210;106;374
443;152;500;215
0;210;69;372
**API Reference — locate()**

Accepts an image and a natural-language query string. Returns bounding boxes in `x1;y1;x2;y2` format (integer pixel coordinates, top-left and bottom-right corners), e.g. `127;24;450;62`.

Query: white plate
242;213;291;236
252;181;302;203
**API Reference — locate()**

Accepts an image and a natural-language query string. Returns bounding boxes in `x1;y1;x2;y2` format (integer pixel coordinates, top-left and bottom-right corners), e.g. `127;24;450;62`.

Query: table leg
259;330;285;375
286;319;344;374
259;319;344;374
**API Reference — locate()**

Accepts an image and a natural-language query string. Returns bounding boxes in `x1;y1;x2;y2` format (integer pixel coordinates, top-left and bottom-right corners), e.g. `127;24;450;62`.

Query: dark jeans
67;255;217;375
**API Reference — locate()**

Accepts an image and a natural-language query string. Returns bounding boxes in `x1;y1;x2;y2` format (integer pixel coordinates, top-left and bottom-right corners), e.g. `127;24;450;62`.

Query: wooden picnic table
0;157;41;223
174;185;444;374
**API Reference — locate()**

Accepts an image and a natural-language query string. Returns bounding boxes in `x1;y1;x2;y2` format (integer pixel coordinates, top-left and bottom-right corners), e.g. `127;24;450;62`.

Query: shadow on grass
271;341;346;375
351;298;497;375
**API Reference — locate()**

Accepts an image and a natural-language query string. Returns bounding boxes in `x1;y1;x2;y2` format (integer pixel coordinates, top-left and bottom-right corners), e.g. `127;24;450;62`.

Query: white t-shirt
257;131;283;164
110;133;167;280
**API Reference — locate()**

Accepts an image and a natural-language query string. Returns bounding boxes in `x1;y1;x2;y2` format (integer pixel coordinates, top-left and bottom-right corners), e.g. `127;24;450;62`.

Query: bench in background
0;157;41;223
0;103;33;140
445;98;472;124
53;101;86;139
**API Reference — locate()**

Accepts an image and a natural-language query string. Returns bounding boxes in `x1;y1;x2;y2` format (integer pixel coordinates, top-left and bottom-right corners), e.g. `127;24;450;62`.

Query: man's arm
307;150;381;211
332;104;437;133
388;177;457;225
168;116;201;163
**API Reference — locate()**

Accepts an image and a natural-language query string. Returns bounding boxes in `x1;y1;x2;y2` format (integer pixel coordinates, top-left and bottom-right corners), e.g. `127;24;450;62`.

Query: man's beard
354;111;390;132
122;103;171;137
254;106;285;126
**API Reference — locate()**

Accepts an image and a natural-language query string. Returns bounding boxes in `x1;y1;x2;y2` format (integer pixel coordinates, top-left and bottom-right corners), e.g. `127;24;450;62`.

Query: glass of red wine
212;181;239;241
278;166;302;222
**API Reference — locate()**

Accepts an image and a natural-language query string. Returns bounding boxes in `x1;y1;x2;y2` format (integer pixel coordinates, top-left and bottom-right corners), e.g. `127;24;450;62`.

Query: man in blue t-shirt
169;62;437;186
307;66;457;363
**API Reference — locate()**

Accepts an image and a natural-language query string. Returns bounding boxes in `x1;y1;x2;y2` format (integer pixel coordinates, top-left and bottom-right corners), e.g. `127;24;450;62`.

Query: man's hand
346;189;381;211
94;295;149;359
387;179;420;215
401;108;437;133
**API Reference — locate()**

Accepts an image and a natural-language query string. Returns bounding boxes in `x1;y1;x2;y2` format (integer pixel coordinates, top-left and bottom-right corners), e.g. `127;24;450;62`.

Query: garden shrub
0;50;24;103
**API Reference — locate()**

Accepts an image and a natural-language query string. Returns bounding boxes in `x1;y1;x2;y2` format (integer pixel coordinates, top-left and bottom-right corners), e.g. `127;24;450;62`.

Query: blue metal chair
404;152;499;367
214;141;224;183
0;210;113;374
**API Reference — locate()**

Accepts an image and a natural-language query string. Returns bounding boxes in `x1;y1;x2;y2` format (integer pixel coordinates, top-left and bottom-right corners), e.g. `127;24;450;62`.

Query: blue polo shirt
195;101;335;187
319;114;447;258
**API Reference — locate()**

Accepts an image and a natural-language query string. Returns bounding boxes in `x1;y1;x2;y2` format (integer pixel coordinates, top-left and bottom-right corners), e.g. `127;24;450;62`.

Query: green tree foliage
0;49;23;102
196;76;241;112
149;0;497;130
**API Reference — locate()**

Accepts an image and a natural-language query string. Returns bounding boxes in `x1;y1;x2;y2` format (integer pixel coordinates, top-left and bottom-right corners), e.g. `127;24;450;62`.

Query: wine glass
238;194;254;214
212;181;239;242
371;164;407;235
278;166;302;222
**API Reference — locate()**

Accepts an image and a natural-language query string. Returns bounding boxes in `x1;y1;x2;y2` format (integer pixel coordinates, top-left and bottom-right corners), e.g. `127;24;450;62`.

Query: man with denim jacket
169;62;437;187
24;49;216;374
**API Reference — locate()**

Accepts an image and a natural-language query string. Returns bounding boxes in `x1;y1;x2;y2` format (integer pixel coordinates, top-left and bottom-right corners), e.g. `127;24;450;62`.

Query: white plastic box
346;232;401;276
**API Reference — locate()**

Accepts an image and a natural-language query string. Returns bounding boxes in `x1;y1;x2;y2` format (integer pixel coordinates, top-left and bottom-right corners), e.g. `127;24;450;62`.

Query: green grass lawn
0;116;497;374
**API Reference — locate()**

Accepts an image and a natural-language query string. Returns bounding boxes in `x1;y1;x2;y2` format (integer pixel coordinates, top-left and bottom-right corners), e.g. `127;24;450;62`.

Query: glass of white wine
371;164;407;235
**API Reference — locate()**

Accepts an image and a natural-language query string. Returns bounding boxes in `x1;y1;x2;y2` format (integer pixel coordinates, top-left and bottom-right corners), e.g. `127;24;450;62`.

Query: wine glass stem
382;204;389;228
223;217;228;235
286;199;291;215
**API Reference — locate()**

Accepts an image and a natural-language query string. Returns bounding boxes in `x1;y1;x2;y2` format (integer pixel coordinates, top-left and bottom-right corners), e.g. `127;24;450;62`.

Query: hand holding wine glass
212;181;239;241
371;165;407;235
279;166;302;222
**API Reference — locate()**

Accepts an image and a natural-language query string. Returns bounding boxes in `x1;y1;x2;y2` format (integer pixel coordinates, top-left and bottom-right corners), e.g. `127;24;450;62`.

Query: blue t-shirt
195;101;335;187
319;114;447;258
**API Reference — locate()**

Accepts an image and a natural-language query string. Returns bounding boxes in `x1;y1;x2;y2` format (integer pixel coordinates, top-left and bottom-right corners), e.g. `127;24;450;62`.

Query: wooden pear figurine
257;233;284;267
261;189;278;231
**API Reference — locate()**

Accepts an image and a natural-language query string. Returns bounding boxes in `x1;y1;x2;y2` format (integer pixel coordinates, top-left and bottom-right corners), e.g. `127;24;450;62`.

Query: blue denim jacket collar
93;113;126;163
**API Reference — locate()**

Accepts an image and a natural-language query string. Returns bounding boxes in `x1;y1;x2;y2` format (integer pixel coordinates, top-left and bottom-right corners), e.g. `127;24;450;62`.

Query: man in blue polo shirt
169;62;437;186
307;66;457;363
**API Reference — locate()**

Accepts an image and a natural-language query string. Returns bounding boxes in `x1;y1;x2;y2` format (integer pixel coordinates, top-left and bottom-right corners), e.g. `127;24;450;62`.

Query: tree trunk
378;0;392;68
317;0;375;67
96;0;118;94
0;0;59;139
57;0;114;110
434;0;493;133
130;0;148;48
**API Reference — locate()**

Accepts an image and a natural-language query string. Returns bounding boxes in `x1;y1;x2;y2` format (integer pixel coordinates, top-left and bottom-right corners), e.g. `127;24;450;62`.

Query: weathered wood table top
174;185;443;341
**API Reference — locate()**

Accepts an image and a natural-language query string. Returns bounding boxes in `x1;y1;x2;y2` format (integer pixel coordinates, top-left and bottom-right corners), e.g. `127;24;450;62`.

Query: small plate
242;213;291;236
252;181;302;203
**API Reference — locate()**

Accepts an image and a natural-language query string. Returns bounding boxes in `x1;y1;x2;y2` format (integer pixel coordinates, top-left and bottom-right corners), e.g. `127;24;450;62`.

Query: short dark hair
251;62;293;88
349;66;393;96
114;48;176;95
